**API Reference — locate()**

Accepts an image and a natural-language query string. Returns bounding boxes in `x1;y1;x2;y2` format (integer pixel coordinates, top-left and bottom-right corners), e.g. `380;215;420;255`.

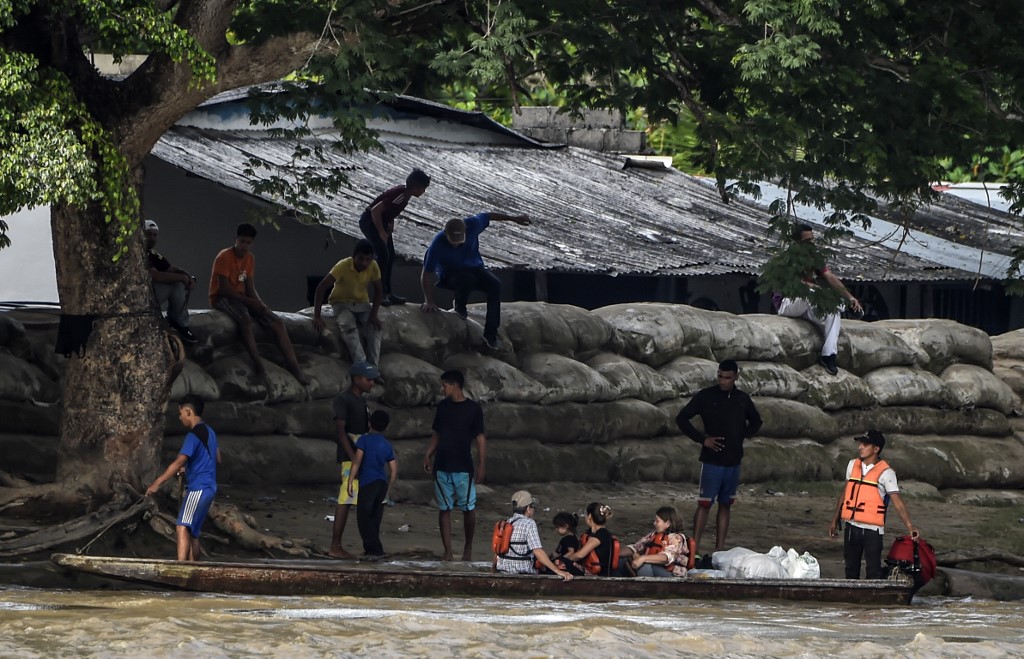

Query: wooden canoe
50;553;916;605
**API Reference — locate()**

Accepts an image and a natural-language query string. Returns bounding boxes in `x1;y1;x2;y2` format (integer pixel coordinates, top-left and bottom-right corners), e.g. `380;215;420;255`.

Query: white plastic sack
712;547;756;573
791;552;820;579
731;554;790;580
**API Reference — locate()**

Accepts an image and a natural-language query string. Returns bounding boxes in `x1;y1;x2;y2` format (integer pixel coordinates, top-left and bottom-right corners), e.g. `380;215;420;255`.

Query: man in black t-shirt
422;369;486;561
328;360;376;559
675;359;762;558
144;220;197;343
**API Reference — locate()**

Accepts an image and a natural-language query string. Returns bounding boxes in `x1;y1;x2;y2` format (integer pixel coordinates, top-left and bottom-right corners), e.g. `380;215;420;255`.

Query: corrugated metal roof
151;126;978;282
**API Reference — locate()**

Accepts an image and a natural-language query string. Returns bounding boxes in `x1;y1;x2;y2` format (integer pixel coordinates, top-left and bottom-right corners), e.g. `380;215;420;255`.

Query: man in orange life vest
828;430;919;579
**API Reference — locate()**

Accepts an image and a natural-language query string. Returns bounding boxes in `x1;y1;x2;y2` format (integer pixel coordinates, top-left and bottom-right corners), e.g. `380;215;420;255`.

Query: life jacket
841;459;891;527
579;531;621;575
492;517;531;561
886;535;937;588
642;532;669;556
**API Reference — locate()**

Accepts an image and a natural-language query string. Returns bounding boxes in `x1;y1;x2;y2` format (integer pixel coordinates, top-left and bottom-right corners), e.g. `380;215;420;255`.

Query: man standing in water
423;369;486;561
829;430;918;579
675;360;762;560
146;395;221;561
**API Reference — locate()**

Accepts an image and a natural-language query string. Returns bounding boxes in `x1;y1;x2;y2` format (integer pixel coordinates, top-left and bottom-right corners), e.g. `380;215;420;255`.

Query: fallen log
0;493;155;558
936;548;1024;568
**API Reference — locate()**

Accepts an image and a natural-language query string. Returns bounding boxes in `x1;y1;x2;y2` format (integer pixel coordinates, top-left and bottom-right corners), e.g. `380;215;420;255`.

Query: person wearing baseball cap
493;490;572;580
829;430;919;579
327;359;380;559
143;219;198;343
419;210;531;351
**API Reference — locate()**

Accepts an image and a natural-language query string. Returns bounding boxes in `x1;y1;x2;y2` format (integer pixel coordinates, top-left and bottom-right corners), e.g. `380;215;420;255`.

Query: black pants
356;479;388;555
844;523;884;579
359;213;395;295
438;267;501;339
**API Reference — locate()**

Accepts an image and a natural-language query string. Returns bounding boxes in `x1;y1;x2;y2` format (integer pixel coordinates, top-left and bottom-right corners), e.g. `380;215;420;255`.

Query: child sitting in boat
562;502;620;576
348;410;398;559
542;512;584;576
619;506;690;577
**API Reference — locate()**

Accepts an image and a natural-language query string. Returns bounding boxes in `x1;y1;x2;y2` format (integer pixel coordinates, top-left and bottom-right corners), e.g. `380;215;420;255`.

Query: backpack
886;535;937;588
492;519;515;555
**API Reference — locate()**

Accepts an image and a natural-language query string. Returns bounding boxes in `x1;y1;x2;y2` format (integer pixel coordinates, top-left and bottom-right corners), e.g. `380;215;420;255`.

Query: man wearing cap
328;360;379;559
772;224;863;376
143;220;197;343
829;430;919;579
420;211;531;350
311;239;383;366
494;491;573;580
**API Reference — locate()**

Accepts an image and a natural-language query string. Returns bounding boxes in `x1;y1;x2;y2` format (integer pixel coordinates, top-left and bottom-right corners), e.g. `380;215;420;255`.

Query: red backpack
886;535;937;587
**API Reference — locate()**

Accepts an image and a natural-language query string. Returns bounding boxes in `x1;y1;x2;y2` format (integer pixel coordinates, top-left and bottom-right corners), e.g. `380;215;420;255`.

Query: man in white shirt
828;430;918;579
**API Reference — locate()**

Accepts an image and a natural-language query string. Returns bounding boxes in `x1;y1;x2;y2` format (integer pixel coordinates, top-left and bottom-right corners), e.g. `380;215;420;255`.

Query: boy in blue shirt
146;395;221;561
347;410;398;558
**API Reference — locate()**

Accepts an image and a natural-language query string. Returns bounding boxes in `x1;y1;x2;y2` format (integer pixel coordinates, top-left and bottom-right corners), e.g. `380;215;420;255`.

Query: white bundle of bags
711;546;820;580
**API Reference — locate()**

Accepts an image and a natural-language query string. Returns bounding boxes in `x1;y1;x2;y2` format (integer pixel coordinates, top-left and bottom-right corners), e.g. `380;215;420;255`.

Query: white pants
331;302;380;365
777;297;841;357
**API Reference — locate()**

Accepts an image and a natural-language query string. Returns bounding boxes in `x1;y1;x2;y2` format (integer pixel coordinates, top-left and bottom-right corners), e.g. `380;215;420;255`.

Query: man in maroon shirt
358;169;430;306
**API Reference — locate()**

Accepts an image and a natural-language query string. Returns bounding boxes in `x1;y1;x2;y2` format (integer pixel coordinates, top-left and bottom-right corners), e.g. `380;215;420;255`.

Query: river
3;583;1023;658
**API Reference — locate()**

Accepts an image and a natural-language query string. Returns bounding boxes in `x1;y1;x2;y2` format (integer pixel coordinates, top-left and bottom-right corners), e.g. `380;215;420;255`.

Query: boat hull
50;554;914;605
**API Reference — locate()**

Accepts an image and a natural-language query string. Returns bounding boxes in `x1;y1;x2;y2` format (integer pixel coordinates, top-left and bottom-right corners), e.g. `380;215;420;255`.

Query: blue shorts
434;471;476;512
698;464;740;506
177;488;215;537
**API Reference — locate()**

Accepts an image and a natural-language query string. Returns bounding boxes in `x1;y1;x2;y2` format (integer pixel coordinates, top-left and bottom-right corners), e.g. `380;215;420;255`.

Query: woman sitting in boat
619;506;689;578
562;502;619;576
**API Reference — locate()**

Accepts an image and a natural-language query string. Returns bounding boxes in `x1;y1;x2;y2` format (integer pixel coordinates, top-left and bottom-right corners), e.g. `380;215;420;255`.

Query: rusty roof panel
151;127;980;282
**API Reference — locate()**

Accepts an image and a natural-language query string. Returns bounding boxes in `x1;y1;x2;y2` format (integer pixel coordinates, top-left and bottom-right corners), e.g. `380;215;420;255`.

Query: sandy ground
201;478;1024;579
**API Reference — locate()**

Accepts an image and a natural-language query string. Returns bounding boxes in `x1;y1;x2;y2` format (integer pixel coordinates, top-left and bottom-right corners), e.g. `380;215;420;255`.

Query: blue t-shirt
181;423;218;492
423;213;489;278
355;432;396;485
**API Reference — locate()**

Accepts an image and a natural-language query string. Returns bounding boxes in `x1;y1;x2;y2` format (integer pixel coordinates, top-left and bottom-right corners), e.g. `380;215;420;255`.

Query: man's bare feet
290;367;311;386
461;551;472;561
442;553;454;562
329;547;355;559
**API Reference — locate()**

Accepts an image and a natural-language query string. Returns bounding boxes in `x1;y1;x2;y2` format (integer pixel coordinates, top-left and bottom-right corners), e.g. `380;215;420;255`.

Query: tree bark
46;167;183;516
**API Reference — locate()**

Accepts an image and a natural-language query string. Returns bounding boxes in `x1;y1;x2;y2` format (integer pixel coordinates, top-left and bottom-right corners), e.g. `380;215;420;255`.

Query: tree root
207;502;321;558
936;548;1024;568
0;491;155;558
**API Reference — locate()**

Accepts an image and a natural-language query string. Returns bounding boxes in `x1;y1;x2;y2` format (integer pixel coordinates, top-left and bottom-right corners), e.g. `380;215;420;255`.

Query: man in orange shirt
209;223;309;384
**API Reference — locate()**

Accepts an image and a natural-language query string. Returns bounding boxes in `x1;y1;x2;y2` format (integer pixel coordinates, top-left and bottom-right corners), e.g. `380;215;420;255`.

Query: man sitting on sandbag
772;223;863;376
419;211;530;350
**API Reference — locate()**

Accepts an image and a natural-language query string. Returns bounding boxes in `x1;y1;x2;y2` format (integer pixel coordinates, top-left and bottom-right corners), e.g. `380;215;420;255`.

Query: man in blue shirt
419;211;531;350
146;394;221;561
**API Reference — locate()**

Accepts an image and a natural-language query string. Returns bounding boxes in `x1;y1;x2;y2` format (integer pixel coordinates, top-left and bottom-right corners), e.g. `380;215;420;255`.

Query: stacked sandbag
940;363;1020;415
593;303;714;365
878;319;993;373
991;329;1024;399
585;352;676;403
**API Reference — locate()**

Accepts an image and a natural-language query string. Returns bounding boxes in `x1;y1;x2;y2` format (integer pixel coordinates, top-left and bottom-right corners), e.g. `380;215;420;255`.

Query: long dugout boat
51;553;916;605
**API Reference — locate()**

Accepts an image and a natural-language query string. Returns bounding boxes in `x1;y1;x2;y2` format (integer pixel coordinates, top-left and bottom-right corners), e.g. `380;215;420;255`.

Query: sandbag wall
2;303;1023;489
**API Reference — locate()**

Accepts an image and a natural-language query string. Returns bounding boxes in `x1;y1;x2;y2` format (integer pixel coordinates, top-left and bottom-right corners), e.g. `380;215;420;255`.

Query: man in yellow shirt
312;240;384;366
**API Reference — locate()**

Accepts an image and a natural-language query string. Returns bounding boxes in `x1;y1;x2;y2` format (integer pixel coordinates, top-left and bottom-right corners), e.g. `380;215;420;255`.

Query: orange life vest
643;532;670;556
579;531;621;575
841;458;891;527
492;518;531;561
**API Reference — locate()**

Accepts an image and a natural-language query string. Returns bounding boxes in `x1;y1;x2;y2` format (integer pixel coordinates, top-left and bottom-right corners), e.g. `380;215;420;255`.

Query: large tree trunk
44;169;181;515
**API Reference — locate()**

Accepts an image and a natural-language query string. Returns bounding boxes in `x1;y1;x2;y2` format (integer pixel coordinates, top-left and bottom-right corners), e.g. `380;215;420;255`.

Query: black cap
855;429;885;450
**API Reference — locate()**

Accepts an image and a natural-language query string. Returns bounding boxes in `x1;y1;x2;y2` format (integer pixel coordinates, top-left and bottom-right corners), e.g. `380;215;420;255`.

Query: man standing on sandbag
419;211;530;350
675;360;762;562
423;369;487;561
829;430;918;579
771;224;863;376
